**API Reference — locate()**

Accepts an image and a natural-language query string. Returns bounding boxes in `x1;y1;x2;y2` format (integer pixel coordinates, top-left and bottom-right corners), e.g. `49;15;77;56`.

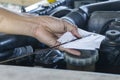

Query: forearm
0;8;39;37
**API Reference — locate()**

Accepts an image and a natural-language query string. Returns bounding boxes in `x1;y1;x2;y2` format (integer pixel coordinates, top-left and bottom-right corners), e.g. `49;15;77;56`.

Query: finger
58;46;81;56
63;20;81;38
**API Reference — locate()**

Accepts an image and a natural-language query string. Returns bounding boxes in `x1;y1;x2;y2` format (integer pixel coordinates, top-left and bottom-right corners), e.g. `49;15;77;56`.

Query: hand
34;16;81;55
0;8;80;55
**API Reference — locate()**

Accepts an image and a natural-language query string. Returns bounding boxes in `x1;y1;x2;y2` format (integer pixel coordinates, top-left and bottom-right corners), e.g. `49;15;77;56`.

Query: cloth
58;28;105;50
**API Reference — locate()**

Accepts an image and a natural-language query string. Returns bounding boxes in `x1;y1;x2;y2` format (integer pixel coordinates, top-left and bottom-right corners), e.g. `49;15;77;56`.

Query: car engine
0;0;120;74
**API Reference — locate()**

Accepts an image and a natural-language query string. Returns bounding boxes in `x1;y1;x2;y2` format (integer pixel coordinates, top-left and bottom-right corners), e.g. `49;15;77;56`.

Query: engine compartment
1;0;120;74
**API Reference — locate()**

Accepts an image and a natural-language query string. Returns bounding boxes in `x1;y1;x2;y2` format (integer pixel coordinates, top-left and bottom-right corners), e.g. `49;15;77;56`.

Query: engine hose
0;34;45;52
80;0;120;16
50;6;72;18
62;0;120;29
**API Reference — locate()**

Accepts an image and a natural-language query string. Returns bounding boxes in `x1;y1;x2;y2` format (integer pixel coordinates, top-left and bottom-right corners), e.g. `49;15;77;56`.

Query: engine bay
0;0;120;74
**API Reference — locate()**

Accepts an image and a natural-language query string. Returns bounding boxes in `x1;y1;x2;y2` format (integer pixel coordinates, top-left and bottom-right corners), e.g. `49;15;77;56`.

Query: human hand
0;8;80;55
33;16;81;55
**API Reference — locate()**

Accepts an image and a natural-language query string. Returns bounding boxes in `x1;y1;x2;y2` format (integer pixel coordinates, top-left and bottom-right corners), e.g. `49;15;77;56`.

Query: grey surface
0;65;119;80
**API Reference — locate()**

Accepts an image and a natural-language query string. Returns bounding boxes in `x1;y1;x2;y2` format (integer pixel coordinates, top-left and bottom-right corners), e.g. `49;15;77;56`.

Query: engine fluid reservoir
97;30;120;73
64;50;98;71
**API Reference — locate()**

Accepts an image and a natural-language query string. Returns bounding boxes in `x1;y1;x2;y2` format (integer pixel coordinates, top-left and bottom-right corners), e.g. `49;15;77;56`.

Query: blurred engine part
24;0;57;12
88;13;120;72
50;6;72;18
62;9;87;29
24;0;106;16
54;0;120;73
64;50;98;71
0;34;46;52
0;45;65;68
88;11;120;34
35;49;65;68
24;0;67;15
1;46;34;66
97;30;120;74
62;0;120;29
1;0;120;74
10;46;34;66
109;19;120;31
73;0;107;8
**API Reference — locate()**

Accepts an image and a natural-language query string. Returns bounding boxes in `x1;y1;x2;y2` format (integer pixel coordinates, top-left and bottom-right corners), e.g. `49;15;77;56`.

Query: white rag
57;28;105;50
